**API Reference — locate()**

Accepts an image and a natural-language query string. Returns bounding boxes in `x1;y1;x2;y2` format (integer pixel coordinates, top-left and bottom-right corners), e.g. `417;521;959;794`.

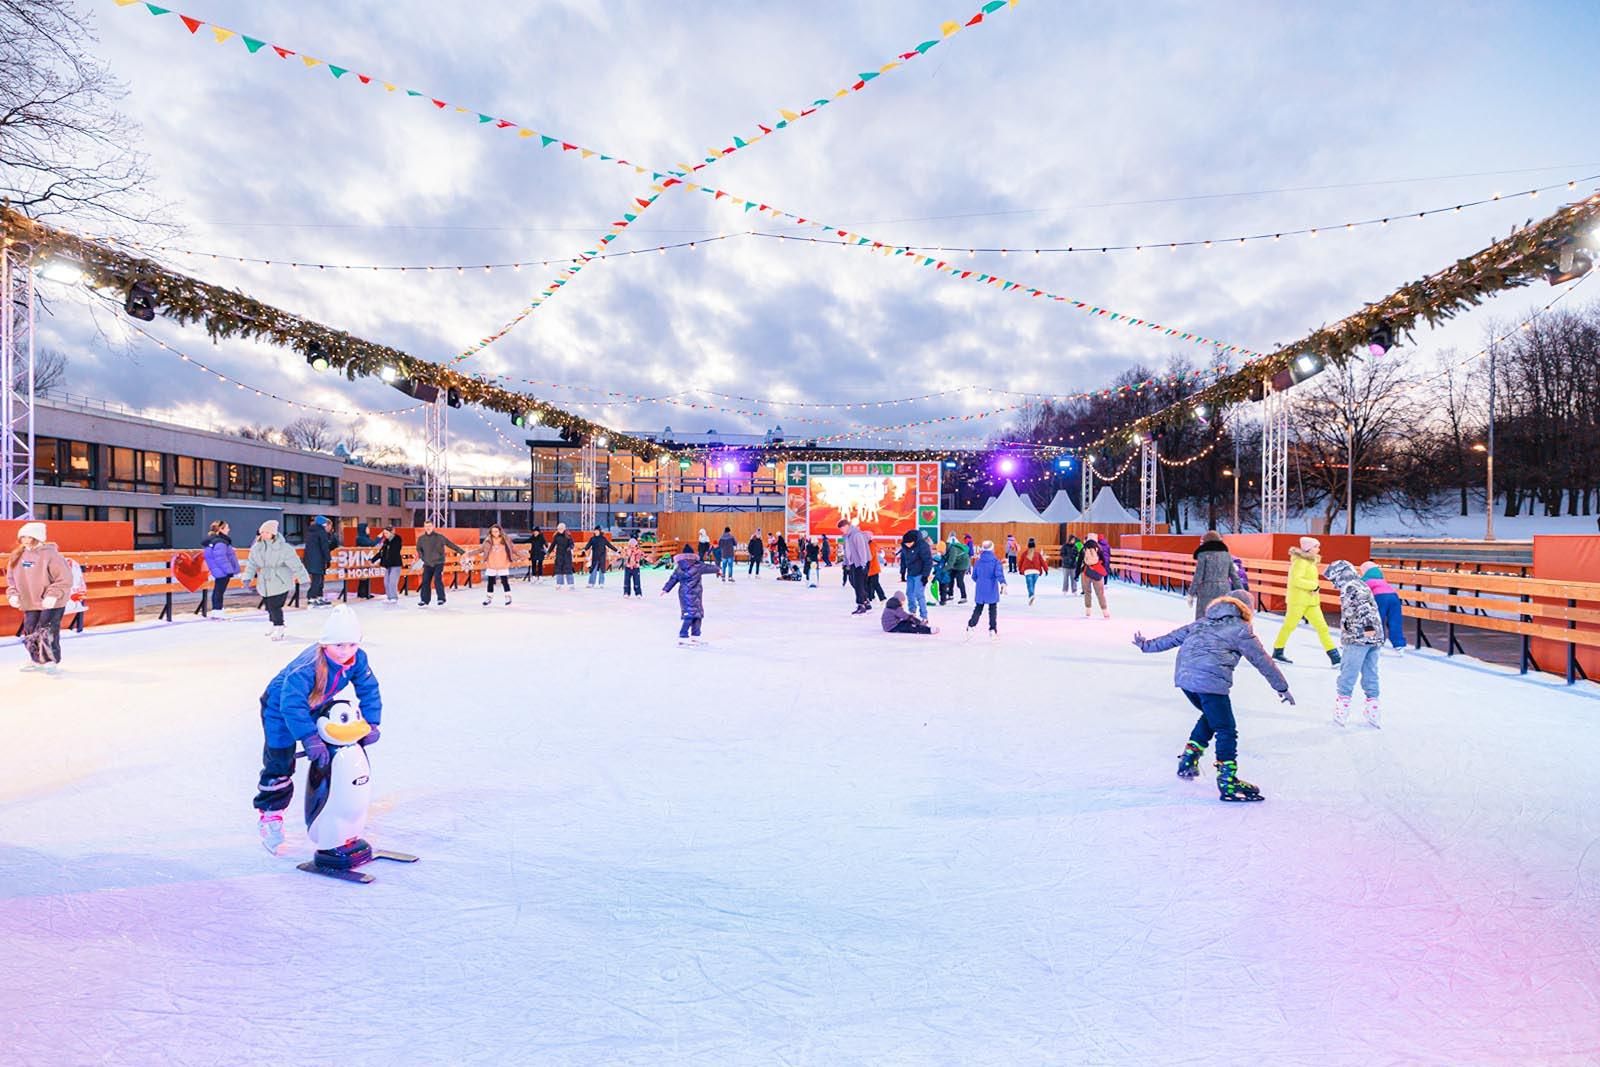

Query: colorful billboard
783;462;941;541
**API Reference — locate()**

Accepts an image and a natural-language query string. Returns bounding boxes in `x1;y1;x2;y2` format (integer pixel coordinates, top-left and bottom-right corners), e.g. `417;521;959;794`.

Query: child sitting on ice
1133;594;1295;802
661;543;720;645
881;591;937;635
1326;560;1385;727
1360;561;1406;652
254;604;382;853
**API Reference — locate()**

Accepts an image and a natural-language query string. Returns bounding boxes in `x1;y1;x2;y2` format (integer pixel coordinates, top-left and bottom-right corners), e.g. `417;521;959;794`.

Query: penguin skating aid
296;700;417;884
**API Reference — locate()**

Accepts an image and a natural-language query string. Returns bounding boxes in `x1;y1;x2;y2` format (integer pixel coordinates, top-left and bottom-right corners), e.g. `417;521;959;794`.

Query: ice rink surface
4;569;1599;1066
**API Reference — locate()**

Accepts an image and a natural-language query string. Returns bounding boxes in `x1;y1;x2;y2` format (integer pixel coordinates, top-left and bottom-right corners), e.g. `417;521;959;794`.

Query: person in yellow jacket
1271;536;1341;666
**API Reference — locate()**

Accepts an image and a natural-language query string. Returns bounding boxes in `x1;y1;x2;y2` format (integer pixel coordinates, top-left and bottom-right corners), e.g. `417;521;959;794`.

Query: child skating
965;540;1006;640
661;543;720;646
1361;561;1407;653
253;605;383;853
1133;594;1295;802
1271;536;1339;666
1326;560;1385;727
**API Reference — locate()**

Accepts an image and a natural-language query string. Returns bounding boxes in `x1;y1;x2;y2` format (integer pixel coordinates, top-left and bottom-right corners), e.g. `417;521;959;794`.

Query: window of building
65;441;94;488
306;475;335;503
281;513;306;541
366;484;382;505
172;456;220;497
108;447;163;493
341;482;359;503
270;470;303;499
33;437;61;482
226;463;266;497
388;487;403;507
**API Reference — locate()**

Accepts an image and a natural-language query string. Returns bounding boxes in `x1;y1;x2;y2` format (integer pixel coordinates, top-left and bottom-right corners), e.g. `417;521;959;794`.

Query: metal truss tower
1260;377;1291;533
1139;438;1159;535
423;392;449;526
0;243;36;520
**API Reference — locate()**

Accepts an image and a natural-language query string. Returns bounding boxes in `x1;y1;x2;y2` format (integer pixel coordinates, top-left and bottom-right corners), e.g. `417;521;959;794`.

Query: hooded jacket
1361;564;1396;597
6;541;71;610
1326;560;1385;646
841;525;872;568
943;539;970;573
586;533;618;567
201;531;241;578
717;531;738;560
971;549;1007;604
661;550;719;618
523;532;548;564
1285;545;1322;610
747;535;765;561
241;535;311;598
259;644;382;748
550;530;575;573
881;591;921;632
370;533;404;569
900;530;933;579
1136;595;1289;697
1190;539;1240;618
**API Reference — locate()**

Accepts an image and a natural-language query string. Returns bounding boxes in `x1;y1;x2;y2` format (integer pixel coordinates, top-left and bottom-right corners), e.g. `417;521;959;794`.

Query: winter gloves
359;726;380;747
301;735;330;764
1279;691;1296;705
41;596;58;610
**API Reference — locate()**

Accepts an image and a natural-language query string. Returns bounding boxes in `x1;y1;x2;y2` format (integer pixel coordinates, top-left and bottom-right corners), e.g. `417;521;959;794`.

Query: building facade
31;394;410;547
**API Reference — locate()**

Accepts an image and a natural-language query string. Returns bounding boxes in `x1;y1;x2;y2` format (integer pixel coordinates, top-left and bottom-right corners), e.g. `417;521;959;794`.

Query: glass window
33;437;60;482
65;441;94;487
172;456;219;497
306;475;335;503
366;484;382;505
341;482;359;503
388;488;403;507
111;447;137;482
282;513;306;540
142;451;163;483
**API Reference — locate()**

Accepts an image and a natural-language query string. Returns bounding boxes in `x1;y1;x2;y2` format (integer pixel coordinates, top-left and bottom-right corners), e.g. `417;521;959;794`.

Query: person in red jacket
1018;538;1049;604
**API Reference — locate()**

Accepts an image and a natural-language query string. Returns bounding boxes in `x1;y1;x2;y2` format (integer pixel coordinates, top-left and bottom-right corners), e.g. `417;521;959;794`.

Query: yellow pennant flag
382;82;397;92
878;61;900;74
518;128;535;138
941;20;960;35
634;165;647;174
455;106;470;114
113;0;143;6
211;26;235;43
650;184;666;193
779;109;800;121
579;148;594;159
834;88;848;98
684;183;700;193
301;56;321;68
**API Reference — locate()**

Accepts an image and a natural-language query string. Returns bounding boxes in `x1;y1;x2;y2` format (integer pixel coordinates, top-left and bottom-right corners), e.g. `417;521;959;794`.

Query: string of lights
122;318;427;418
1088;450;1139;482
1156;437;1221;468
746;175;1598;256
1406;269;1594;393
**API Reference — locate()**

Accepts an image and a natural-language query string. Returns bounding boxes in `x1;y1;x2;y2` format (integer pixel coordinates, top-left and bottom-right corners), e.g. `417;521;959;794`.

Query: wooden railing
1107;547;1600;684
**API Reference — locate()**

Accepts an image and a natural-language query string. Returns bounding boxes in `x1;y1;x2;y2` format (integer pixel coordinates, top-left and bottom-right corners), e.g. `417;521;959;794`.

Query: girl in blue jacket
964;540;1007;639
254;604;383;853
1133;595;1294;802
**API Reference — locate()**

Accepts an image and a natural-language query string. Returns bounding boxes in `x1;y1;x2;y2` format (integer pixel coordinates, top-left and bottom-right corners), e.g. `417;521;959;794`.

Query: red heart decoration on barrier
172;552;210;592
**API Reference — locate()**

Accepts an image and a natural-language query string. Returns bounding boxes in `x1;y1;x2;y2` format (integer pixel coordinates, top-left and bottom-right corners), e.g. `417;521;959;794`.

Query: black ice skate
1215;760;1263;802
1272;648;1291;664
1177;741;1205;779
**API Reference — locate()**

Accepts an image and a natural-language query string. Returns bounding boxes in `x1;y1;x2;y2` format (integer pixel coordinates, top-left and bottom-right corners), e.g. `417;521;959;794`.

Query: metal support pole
1;243;38;520
1260;377;1289;533
1080;457;1093;520
1139;438;1158;535
1486;343;1497;541
423;392;449;526
579;437;597;532
1345;421;1355;535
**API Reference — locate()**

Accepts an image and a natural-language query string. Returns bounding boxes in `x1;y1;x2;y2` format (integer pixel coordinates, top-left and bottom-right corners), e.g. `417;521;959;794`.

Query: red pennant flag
357;74;371;84
179;14;202;32
960;271;972;279
714;190;726;199
899;50;918;60
431;99;446;108
800;108;816;117
496;119;515;128
759;204;769;212
852;80;866;91
966;12;984;25
796;217;807;224
662;178;681;187
272;45;294;59
561;142;576;151
634;198;651;209
758;124;772;134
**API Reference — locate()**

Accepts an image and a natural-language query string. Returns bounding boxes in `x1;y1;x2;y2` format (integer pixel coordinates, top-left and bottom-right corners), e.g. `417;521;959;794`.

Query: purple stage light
998;456;1017;475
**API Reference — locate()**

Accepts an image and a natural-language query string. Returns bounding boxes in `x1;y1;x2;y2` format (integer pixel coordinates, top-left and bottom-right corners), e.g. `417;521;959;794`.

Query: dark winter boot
1327;648;1342;667
1272;648;1291;664
1177;741;1206;779
1216;760;1263;802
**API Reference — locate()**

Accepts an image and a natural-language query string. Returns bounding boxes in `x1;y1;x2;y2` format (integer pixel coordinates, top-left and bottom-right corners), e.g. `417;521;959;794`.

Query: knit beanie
1299;536;1321;553
319;604;362;645
17;521;46;542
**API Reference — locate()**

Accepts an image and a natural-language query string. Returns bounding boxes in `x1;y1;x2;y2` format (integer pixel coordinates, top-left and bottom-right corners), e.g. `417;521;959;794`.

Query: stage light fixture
41;259;84;284
1055;457;1074;470
1547;241;1594;286
596;435;609;449
943;460;959;469
393;378;440;403
124;281;157;321
305;342;329;373
998;456;1018;475
1366;322;1394;357
1290;351;1325;385
446;387;462;409
1193;403;1210;419
722;460;737;475
380;365;398;382
511;412;528;428
678;458;692;471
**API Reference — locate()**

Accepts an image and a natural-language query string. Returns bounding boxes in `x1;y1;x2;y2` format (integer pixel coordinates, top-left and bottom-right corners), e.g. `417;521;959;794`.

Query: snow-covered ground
4;572;1599;1065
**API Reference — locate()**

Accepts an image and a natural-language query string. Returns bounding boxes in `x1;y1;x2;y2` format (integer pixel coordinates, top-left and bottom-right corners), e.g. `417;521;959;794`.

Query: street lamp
1223;467;1240;533
1473;442;1494;540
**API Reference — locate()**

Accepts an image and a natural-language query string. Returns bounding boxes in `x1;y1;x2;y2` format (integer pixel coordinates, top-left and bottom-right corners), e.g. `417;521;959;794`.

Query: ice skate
1327;648;1342;667
1101;609;1111;619
989;630;999;641
482;595;493;606
19;662;40;672
1216;760;1263;802
1177;741;1205;778
964;626;976;642
1028;594;1036;605
1333;695;1351;726
1363;698;1381;728
503;594;512;606
258;812;285;854
270;626;286;642
1272;648;1291;664
1083;607;1091;618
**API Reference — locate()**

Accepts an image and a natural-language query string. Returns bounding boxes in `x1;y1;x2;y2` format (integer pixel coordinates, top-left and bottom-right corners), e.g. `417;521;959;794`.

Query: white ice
3;569;1599;1065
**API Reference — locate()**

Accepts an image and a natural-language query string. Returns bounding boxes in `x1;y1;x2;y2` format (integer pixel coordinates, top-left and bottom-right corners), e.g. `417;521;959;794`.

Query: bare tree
0;0;163;228
8;344;65;393
236;423;282;445
1431;351;1487;516
281;416;335;453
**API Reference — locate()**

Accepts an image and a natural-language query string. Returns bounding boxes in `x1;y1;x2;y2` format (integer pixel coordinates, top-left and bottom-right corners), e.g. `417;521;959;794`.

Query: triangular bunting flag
357;74;371;84
744;202;757;212
580;148;594;159
966;13;985;26
114;0;141;6
858;71;879;82
560;142;576;150
733;136;747;148
517;128;534;138
941;20;959;35
779;108;800;121
496;119;515;128
635;198;652;209
477;114;494;123
382;83;395;91
210;27;234;43
302;56;322;68
329;65;348;78
915;39;938;52
144;3;170;13
540;135;556;146
241;35;265;53
431;99;447;108
272;45;294;59
983;0;1006;11
405;89;423;96
179;14;202;33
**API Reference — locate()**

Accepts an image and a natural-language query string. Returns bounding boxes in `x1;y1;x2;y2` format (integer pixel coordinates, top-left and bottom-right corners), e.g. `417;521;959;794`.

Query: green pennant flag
600;154;612;161
855;237;869;245
733;136;747;148
982;0;1006;11
145;3;170;13
406;89;423;97
477;114;493;123
914;38;938;53
540;135;556;147
622;213;636;222
978;274;989;282
241;35;265;53
858;71;879;82
744;202;757;212
328;65;348;78
775;120;788;129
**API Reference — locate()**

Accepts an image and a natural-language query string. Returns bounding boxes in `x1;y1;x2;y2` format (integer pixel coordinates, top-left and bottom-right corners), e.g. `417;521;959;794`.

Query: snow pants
253;697;298;813
1182;689;1237;762
1336;644;1382;699
967;602;998;632
1273;597;1335;652
678;614;704;639
1374;592;1406;649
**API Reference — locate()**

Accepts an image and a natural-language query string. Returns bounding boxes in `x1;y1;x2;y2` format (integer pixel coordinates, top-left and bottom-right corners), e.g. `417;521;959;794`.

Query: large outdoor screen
784;461;942;542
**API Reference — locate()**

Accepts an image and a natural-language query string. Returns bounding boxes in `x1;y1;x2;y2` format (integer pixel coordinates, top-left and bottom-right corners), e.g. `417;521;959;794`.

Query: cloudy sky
32;0;1600;476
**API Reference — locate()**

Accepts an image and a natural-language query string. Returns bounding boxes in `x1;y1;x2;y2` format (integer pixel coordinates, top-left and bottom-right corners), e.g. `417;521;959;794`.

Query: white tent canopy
1081;485;1137;523
1038;489;1081;523
971;481;1043;523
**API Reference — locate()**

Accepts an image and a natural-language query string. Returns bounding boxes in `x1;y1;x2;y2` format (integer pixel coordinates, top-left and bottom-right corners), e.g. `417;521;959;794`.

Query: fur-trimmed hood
1288;545;1321;565
1205;594;1254;623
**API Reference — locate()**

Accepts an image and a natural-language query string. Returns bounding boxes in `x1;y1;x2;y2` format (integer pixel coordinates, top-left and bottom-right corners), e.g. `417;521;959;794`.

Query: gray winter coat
1190;539;1241;619
661;551;719;618
416;531;464;566
717;532;738;560
1326;560;1385;646
240;536;310;598
1136;596;1289;697
842;526;872;567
